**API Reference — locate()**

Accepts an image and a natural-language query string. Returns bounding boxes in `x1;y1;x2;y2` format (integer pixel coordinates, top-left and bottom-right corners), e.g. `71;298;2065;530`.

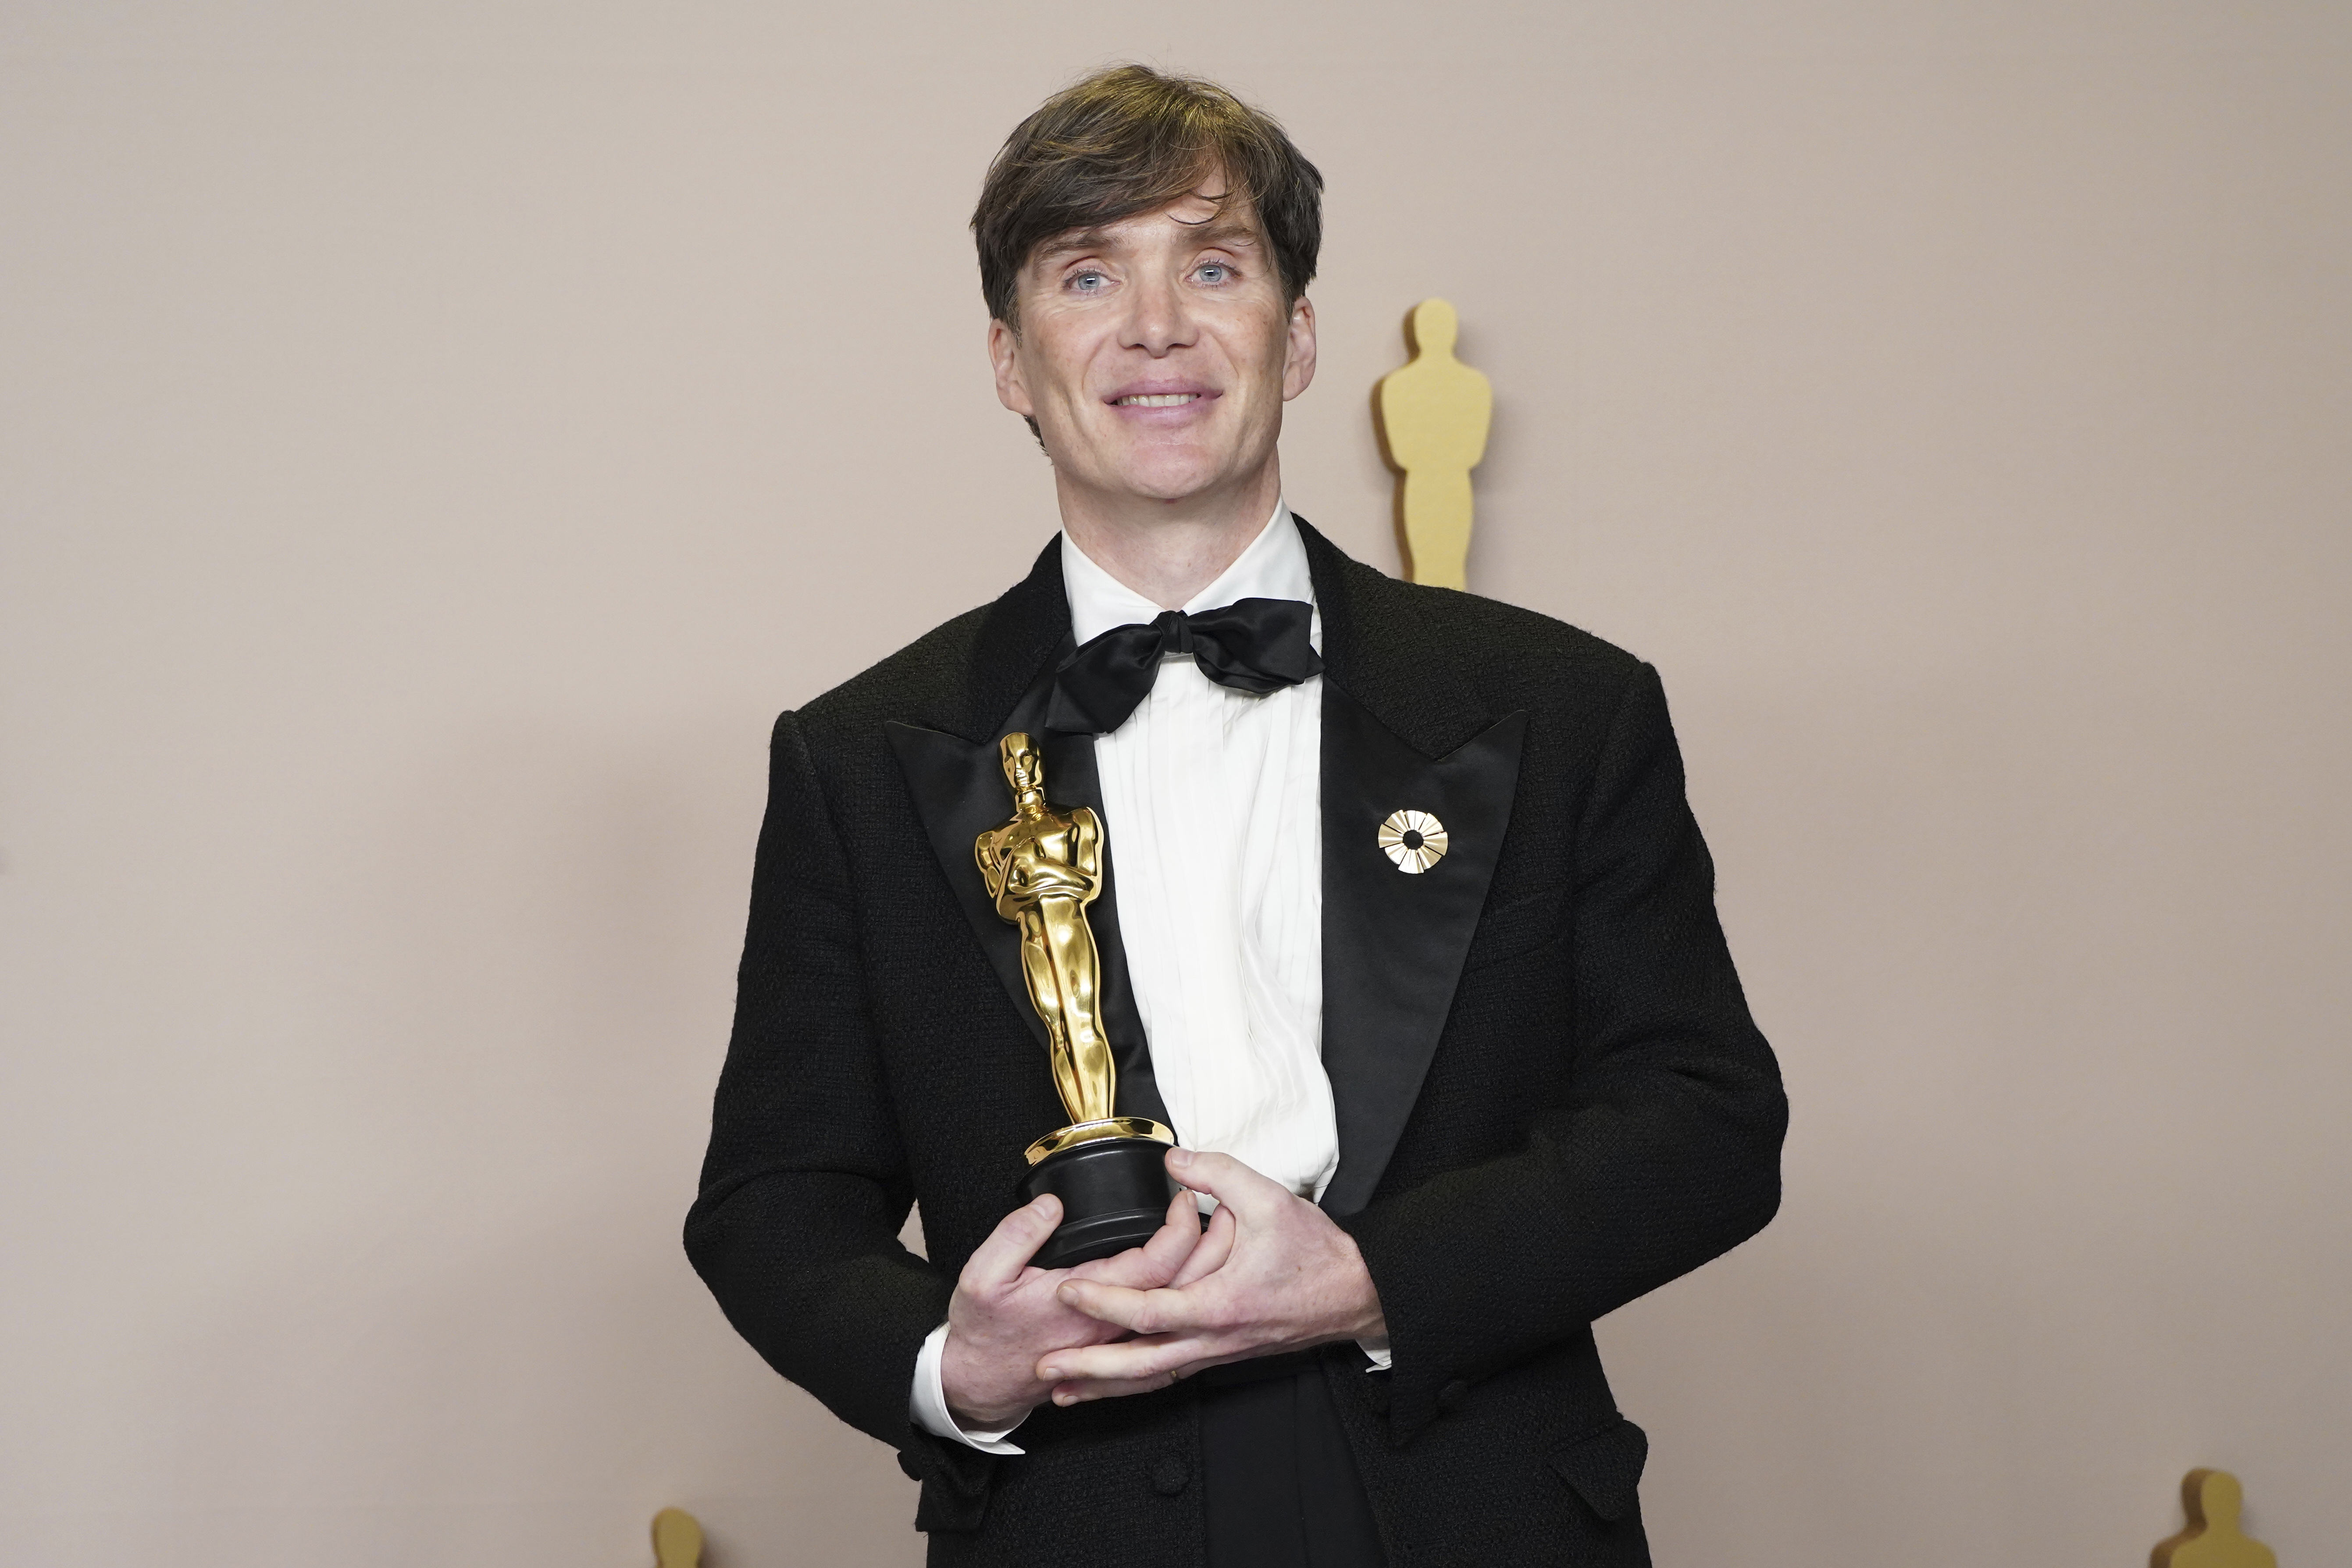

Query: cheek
1020;321;1108;410
1222;317;1293;396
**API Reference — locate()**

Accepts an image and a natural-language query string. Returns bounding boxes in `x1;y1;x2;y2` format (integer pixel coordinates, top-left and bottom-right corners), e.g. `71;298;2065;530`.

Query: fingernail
1168;1147;1194;1167
1041;1366;1063;1380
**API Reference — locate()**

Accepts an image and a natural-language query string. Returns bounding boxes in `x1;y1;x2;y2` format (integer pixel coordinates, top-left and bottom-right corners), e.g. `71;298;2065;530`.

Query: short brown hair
972;65;1325;330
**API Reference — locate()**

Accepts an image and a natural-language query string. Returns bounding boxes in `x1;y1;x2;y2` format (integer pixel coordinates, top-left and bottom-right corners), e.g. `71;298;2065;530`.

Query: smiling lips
1113;392;1205;407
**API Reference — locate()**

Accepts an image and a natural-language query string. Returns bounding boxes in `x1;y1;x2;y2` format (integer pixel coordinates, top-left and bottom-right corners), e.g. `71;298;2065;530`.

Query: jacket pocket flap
1547;1417;1648;1522
1463;884;1569;971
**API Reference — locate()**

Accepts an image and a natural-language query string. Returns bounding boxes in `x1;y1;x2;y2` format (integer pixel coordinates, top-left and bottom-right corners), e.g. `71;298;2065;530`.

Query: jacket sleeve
1335;661;1788;1440
683;711;997;1524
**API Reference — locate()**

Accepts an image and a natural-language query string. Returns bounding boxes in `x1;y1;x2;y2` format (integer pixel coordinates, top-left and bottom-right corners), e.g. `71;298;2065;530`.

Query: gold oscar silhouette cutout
975;733;1172;1164
1376;298;1493;590
650;1507;702;1568
2152;1470;2277;1568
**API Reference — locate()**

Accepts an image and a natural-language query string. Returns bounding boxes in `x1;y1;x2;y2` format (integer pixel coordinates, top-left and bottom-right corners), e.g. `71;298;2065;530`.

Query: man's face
988;185;1316;512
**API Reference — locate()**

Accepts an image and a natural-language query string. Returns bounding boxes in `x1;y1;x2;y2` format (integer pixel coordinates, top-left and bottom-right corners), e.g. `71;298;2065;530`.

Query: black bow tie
1046;597;1322;734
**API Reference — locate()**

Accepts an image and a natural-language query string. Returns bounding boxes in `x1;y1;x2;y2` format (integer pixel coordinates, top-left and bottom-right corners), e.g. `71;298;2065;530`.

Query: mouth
1106;384;1216;411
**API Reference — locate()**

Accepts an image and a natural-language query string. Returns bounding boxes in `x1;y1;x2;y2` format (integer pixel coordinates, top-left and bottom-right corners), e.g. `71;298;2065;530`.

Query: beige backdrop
4;3;2346;1564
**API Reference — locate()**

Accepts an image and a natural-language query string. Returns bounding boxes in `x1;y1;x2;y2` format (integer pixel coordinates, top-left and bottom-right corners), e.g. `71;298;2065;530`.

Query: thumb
961;1193;1062;1290
1165;1147;1287;1222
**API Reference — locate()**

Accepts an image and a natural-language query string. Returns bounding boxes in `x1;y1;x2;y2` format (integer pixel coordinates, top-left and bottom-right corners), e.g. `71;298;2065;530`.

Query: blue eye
1070;270;1106;292
1198;263;1230;283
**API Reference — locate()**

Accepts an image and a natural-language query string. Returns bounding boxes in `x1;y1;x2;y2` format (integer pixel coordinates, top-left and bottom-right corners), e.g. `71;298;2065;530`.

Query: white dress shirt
911;505;1373;1454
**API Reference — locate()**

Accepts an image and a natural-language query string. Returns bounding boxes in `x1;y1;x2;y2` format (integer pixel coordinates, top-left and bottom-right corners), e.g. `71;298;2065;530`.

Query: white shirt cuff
909;1321;1028;1454
1357;1338;1393;1371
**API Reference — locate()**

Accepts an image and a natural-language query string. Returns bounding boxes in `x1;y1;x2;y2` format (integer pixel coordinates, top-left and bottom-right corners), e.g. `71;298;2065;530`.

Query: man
686;65;1785;1568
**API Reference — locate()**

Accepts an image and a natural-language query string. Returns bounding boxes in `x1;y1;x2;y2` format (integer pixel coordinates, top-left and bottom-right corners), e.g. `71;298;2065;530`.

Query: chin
1103;443;1252;505
1117;467;1237;506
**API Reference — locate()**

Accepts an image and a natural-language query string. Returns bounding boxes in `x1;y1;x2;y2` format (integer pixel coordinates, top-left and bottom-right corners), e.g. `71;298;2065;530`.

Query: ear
1281;296;1318;401
988;317;1035;417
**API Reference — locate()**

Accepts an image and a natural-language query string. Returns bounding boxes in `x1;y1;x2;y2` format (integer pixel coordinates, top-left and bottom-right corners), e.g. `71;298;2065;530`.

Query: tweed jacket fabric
685;522;1787;1567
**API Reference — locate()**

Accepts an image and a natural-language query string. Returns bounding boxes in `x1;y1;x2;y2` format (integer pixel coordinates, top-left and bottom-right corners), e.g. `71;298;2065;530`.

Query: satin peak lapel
1319;684;1527;1216
884;674;1173;1136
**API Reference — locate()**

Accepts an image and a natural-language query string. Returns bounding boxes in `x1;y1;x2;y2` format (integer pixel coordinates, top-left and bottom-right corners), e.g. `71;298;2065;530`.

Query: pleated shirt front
1059;506;1336;1205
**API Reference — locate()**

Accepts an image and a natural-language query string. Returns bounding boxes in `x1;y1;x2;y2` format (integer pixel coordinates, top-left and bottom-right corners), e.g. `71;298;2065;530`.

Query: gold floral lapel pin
1378;809;1448;873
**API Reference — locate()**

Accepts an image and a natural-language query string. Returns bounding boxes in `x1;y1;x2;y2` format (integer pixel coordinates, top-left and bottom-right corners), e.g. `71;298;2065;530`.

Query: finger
1037;1334;1210;1386
959;1193;1063;1291
1048;1372;1183;1406
1067;1190;1205;1289
1168;1201;1236;1288
1118;1189;1209;1284
1165;1148;1292;1223
1055;1276;1210;1336
1135;1188;1206;1282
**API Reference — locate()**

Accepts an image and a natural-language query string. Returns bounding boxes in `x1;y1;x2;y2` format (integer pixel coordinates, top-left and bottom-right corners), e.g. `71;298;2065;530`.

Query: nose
1120;270;1196;357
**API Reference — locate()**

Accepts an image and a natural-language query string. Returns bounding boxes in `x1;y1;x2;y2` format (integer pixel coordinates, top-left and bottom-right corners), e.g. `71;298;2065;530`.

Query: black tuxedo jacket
686;521;1786;1567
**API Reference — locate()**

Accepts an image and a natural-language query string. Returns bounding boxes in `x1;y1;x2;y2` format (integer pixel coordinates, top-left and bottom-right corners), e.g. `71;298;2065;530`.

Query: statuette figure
974;732;1117;1126
1377;297;1493;591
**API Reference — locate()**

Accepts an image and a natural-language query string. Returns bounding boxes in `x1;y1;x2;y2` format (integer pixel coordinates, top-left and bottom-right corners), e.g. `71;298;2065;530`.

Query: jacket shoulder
785;538;1068;755
1327;549;1647;712
793;601;997;738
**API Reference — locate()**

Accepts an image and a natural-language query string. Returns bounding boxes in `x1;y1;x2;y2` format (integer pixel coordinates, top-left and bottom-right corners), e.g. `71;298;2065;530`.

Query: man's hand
938;1187;1202;1429
1037;1148;1387;1406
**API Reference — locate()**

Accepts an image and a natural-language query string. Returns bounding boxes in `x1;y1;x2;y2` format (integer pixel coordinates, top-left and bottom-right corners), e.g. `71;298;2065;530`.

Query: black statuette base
1017;1136;1183;1269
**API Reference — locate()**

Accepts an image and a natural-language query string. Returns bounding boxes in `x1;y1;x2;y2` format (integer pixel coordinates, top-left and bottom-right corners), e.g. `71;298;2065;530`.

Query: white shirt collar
1061;502;1315;646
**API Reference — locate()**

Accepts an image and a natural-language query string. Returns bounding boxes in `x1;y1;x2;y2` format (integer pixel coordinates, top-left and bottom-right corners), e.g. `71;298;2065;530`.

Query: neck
1055;458;1283;610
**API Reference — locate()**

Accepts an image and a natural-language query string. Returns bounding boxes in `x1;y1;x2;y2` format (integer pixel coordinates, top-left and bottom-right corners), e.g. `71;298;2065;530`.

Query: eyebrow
1183;217;1265;251
1033;229;1117;262
1031;216;1266;265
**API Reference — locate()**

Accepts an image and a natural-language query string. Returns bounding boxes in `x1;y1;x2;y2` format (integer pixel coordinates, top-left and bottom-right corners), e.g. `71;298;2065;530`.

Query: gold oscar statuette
975;733;1179;1267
